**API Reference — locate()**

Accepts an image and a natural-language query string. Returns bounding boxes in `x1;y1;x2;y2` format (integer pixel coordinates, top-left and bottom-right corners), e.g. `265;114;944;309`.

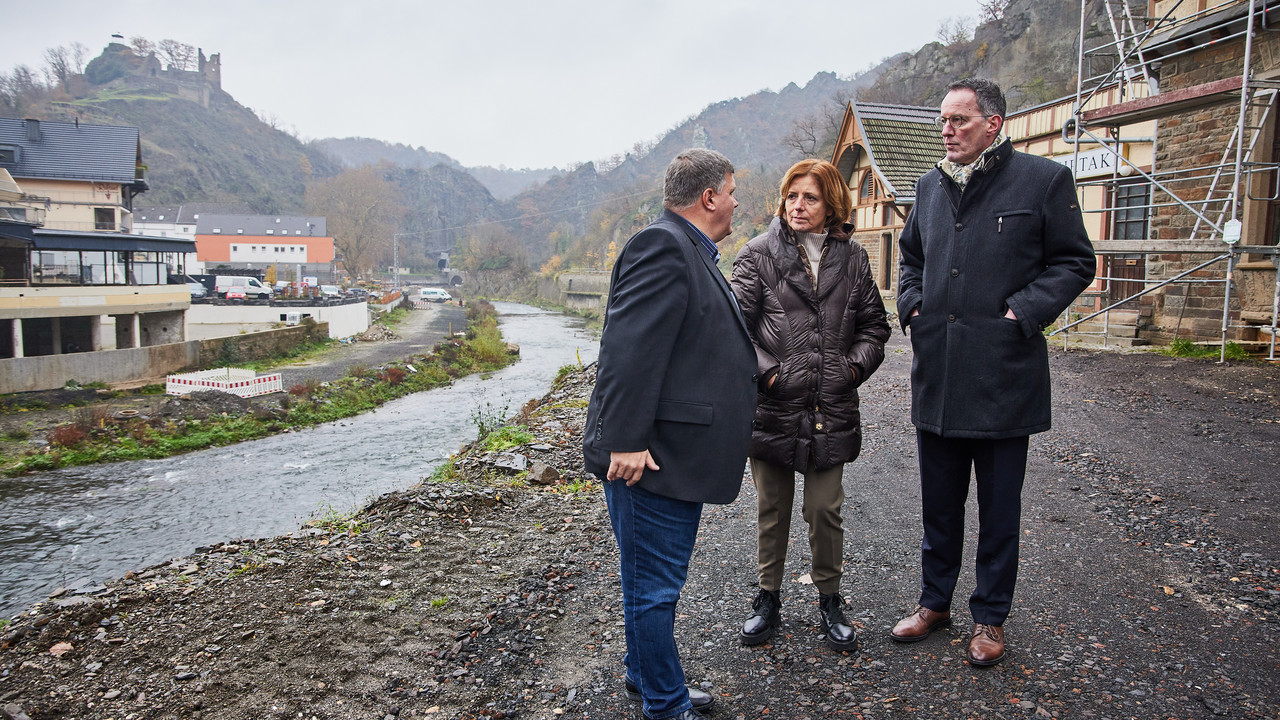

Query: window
0;145;18;163
882;204;894;226
94;207;115;231
861;172;875;201
213;228;222;234
266;229;274;235
232;245;238;252
1112;181;1150;240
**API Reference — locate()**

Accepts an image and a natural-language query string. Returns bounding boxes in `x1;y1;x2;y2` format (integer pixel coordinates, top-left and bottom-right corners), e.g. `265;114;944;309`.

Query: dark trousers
915;430;1028;626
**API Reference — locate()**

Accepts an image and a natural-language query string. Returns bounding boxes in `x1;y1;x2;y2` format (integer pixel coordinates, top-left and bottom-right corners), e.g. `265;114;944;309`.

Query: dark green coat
897;140;1095;439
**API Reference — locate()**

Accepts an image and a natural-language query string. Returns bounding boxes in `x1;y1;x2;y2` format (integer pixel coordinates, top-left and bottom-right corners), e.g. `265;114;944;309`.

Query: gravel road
2;330;1276;720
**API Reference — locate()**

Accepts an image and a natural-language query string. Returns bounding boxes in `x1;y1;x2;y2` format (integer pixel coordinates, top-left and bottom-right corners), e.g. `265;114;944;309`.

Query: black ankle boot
819;593;858;652
740;588;781;646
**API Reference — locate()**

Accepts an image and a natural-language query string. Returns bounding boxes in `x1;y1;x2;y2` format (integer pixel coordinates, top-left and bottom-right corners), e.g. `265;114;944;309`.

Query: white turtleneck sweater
797;230;828;288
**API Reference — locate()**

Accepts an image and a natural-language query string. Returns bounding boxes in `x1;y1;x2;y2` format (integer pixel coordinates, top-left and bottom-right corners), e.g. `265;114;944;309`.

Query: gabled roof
195;214;328;236
0;117;142;185
853;103;940;203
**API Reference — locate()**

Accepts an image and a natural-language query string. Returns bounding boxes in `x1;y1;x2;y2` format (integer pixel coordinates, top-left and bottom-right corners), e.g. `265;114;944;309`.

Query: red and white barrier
165;368;284;398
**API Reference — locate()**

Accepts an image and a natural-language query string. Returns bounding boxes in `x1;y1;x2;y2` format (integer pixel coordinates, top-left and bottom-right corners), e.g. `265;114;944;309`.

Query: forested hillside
0;0;1100;287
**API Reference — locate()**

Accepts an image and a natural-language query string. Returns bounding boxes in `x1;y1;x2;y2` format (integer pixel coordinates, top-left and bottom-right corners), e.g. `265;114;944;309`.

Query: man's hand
608;450;660;486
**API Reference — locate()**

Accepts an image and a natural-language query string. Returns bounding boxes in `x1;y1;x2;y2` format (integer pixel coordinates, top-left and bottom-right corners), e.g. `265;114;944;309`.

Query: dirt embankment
1;335;1278;720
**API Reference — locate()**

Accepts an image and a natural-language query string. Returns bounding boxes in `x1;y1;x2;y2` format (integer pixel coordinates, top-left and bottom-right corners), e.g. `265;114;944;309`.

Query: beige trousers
750;457;845;595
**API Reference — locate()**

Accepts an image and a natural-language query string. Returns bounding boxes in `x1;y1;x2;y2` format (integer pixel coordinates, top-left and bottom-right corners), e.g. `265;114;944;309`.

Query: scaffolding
1058;0;1280;361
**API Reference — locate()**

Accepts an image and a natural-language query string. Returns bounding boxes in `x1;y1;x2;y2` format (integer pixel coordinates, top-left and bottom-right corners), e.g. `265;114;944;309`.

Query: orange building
193;214;333;275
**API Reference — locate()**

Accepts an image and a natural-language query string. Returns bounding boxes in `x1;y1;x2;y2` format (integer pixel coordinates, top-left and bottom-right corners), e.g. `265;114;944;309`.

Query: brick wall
1138;27;1280;341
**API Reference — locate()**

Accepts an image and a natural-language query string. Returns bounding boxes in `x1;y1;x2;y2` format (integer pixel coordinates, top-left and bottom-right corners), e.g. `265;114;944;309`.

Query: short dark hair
948;78;1006;119
663;148;734;211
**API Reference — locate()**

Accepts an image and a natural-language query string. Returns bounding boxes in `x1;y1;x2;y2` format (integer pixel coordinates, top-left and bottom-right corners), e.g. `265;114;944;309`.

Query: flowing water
0;303;599;618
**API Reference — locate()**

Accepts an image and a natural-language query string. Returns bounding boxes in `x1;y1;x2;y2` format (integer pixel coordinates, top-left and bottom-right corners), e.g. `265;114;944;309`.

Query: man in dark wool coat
890;78;1096;667
583;148;756;719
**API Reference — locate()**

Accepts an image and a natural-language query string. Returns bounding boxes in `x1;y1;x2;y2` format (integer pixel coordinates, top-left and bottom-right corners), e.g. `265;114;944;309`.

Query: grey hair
947;78;1006;119
663;148;734;211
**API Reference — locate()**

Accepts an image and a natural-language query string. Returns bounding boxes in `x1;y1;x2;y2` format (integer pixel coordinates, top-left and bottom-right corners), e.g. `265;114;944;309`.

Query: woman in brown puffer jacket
729;159;891;652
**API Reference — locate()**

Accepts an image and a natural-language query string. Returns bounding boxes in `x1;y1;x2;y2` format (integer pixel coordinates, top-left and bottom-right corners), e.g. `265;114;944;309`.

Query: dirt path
273;302;467;389
1;334;1277;720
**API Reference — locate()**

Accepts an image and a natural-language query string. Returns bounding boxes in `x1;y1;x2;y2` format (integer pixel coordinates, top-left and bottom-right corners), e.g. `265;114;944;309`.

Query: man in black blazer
583;148;757;720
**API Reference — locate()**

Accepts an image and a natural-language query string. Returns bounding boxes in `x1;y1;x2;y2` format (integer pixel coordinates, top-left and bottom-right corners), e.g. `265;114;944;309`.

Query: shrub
377;367;407;385
48;423;88;447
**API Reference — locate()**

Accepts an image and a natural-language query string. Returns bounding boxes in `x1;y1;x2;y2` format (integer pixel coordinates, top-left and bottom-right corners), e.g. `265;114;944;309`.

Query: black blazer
583;210;757;504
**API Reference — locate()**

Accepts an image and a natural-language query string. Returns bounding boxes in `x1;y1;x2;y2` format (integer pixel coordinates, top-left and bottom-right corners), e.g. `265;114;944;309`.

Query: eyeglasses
933;114;989;129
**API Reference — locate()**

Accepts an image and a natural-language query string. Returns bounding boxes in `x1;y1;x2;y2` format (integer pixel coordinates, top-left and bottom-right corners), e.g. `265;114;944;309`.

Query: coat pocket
991;207;1037;236
654;399;714;425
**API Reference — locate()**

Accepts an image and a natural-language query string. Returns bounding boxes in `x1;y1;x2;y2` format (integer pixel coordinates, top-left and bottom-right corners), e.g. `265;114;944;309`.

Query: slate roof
0;117;142;185
135;203;255;225
195;214;328;236
854;103;940;203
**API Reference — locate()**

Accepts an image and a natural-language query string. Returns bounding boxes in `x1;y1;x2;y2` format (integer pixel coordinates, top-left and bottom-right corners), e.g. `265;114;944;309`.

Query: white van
214;275;273;299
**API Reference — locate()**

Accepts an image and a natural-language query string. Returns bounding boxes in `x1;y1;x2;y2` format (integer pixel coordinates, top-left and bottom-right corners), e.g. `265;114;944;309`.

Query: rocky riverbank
2;333;1279;720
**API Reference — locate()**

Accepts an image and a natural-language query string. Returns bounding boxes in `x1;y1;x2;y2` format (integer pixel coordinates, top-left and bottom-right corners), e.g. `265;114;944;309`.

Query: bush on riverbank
0;302;517;477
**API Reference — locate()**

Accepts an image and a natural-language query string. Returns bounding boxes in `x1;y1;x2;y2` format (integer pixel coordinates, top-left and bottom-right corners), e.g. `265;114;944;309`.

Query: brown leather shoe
967;623;1006;666
890;605;951;642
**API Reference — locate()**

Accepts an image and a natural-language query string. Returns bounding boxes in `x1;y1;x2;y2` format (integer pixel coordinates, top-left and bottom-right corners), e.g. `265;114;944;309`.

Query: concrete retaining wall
539;271;610;315
0;342;200;394
0;321;330;394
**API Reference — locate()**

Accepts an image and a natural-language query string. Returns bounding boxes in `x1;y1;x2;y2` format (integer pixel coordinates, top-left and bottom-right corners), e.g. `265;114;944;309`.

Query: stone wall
198;322;329;367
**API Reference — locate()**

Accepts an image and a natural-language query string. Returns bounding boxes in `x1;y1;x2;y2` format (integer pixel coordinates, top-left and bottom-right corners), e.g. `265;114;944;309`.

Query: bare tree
9;65;41;95
158;39;196;71
822;87;856;142
43;46;71;90
304;166;405;279
782;115;821;158
978;0;1013;23
70;42;90;74
936;16;976;45
130;36;155;57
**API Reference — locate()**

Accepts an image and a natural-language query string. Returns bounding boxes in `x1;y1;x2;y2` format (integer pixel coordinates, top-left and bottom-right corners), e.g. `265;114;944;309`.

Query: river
0;303;599;619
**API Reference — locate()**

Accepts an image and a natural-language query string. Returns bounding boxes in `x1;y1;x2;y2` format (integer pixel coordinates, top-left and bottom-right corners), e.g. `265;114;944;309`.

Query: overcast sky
2;0;985;169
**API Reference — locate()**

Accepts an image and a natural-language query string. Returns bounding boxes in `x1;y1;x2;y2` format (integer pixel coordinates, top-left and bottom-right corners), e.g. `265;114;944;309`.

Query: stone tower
197;49;222;90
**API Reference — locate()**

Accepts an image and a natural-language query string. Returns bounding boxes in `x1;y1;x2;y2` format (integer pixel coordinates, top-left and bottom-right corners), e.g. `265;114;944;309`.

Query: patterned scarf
937;132;1007;194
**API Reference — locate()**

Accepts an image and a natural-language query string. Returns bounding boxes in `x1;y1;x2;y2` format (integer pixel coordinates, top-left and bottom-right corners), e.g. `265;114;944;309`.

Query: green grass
1162;338;1252;361
0;304;517;477
478;425;535;452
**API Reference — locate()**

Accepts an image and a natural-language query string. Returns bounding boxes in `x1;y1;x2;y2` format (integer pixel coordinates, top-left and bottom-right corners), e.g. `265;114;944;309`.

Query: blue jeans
602;478;701;720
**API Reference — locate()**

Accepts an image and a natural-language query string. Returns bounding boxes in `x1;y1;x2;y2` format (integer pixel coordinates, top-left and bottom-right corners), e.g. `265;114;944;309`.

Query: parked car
186;281;208;299
346;287;369;299
319;284;343;299
419;288;451;302
225;288;247;300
